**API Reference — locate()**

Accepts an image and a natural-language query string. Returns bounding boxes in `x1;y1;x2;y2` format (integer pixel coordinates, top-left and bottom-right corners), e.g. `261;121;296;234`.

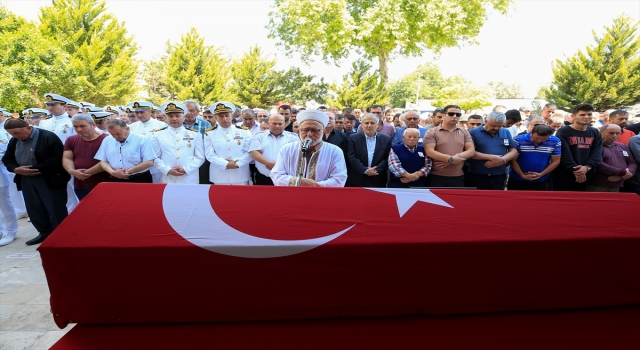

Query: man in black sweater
2;119;70;245
552;103;602;191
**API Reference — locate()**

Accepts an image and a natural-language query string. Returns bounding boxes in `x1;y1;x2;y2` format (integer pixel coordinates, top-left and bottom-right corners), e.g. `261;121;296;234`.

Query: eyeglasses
447;112;462;117
300;128;323;135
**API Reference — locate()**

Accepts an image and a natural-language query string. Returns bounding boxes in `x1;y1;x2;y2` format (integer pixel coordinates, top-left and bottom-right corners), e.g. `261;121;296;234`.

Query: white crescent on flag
162;184;355;258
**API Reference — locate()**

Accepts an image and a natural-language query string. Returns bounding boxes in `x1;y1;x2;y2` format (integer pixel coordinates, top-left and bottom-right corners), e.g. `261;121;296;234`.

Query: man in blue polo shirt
508;125;561;190
468;111;518;189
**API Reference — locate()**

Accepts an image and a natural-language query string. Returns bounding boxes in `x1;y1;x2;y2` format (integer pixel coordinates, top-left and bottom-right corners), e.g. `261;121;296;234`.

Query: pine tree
165;28;232;105
230;46;284;108
0;6;79;110
326;59;388;110
39;0;138;105
543;15;640;110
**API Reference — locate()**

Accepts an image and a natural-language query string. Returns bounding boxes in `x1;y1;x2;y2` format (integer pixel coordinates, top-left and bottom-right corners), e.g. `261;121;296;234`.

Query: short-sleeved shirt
424;126;472;176
94;132;156;174
248;130;299;176
468;127;516;175
64;133;111;189
510;133;561;182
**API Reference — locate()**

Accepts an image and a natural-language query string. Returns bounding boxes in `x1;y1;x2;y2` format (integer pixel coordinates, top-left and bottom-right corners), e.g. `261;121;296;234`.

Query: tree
388;63;452;107
542;15;640;110
165;28;233;104
279;67;328;105
326;59;387;109
486;81;524;99
431;83;492;111
268;0;511;88
231;46;285;108
140;57;170;106
0;6;79;111
39;0;138;105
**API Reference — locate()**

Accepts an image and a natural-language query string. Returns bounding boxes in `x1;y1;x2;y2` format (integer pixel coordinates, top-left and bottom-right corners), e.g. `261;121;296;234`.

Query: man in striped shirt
508;125;561;191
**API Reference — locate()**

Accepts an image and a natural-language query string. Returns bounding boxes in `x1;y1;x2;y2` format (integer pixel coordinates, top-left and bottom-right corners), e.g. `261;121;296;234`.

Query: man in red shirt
607;110;633;145
62;114;110;200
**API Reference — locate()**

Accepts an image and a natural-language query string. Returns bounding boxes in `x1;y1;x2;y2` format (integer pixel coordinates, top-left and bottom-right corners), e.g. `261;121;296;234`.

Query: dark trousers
249;163;258;185
552;171;589;191
254;171;274;186
74;188;91;201
468;173;507;190
621;182;640;195
199;160;211;185
109;171;153;183
425;174;465;188
507;178;548;191
21;176;68;235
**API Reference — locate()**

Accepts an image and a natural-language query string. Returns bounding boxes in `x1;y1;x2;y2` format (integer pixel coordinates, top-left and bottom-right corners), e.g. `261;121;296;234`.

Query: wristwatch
448;156;454;163
124;169;129;175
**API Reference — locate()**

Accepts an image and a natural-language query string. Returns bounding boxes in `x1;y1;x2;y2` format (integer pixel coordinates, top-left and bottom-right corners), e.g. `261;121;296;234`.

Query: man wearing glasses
271;110;347;187
424;105;475;187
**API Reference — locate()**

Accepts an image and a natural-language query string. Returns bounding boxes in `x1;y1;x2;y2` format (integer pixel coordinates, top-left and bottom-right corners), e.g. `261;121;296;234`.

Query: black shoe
25;233;49;246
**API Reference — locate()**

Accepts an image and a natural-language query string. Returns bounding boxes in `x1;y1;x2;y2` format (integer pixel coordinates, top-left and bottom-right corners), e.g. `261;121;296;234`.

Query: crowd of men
1;95;639;247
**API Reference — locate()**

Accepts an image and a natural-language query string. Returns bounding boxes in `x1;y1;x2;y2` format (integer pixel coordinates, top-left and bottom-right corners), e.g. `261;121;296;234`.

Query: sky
3;0;640;98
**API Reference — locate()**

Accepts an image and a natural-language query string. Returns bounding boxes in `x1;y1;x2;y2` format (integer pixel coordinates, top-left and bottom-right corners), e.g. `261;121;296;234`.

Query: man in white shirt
40;93;79;212
151;102;204;184
127;101;167;182
271;110;347;187
249;114;299;186
94;119;156;183
204;102;252;185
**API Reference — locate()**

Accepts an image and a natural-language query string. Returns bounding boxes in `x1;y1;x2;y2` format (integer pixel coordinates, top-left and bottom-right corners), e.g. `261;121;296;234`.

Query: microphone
301;137;312;152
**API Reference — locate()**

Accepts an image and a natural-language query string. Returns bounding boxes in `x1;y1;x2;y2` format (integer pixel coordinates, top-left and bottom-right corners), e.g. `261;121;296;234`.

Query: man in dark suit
2;119;70;245
347;113;392;187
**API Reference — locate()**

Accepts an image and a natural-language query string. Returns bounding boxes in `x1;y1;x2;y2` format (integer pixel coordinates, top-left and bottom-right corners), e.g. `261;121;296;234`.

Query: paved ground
0;218;73;350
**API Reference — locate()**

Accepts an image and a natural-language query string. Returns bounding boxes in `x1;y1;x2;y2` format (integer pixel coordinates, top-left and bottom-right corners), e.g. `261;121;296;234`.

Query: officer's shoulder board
153;126;168;132
185;127;199;133
204;125;218;136
236;125;249;130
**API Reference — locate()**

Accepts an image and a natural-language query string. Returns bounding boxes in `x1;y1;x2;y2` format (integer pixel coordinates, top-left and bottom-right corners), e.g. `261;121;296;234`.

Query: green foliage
388;63;460;107
432;84;492;111
165;28;233;105
486;81;524;98
140;57;170;107
231;46;285;108
543;15;640;110
268;0;512;87
38;0;138;105
0;6;79;111
326;59;387;109
231;46;328;107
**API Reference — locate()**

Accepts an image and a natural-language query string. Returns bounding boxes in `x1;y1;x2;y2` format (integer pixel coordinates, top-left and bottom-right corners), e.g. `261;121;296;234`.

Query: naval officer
204;102;252;185
127;101;166;182
151;102;204;184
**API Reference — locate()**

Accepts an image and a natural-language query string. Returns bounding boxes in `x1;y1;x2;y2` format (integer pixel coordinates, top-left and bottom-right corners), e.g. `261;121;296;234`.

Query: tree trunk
378;52;389;90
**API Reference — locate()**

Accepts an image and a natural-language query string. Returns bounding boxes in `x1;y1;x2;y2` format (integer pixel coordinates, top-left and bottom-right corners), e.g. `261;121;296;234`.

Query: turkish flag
39;183;640;328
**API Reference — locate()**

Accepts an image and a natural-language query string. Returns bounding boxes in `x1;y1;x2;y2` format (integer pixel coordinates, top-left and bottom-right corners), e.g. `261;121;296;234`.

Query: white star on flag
366;188;453;217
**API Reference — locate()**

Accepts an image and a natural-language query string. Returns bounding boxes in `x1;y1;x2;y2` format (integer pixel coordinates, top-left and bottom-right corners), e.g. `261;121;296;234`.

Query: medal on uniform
188;141;192;148
63;124;69;133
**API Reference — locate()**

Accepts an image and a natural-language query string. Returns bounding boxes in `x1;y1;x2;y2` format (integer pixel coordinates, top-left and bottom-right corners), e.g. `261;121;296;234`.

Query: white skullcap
297;110;329;128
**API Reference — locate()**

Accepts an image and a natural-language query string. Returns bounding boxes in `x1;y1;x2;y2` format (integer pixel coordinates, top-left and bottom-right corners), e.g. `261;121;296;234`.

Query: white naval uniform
0;125;18;242
129;119;167;183
151;126;204;184
37;113;78;212
0;122;25;218
204;125;252;184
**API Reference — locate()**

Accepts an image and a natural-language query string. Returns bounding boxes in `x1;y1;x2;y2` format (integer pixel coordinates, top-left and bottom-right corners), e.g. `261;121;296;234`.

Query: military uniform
0;120;18;245
127;101;167;182
152;125;204;184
